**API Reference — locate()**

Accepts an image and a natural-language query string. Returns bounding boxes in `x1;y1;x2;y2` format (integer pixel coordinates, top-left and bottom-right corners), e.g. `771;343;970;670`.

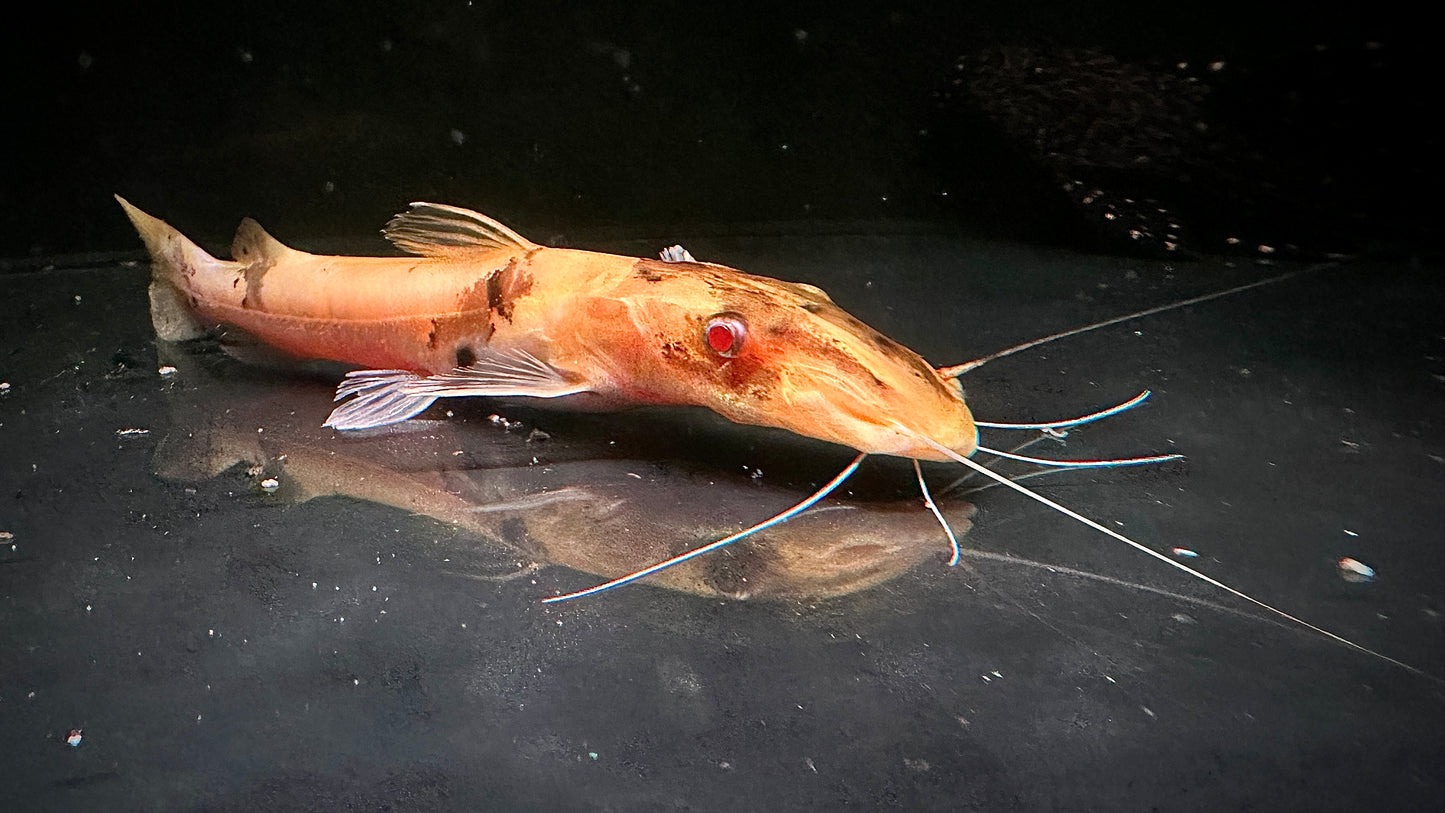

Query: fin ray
383;202;538;257
324;371;438;430
325;349;590;431
402;348;590;399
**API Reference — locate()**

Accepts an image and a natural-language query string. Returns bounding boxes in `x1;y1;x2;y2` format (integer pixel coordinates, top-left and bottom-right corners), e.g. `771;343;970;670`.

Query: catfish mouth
761;387;976;461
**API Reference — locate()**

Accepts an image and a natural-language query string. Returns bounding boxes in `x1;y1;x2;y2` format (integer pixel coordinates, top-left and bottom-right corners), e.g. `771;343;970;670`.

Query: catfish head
568;256;979;461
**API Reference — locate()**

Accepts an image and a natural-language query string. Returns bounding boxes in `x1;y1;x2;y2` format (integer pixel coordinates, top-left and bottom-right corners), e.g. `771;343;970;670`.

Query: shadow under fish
152;344;974;600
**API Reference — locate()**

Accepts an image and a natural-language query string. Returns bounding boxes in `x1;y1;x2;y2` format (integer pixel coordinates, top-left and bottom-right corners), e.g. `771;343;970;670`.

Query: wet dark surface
2;230;1443;811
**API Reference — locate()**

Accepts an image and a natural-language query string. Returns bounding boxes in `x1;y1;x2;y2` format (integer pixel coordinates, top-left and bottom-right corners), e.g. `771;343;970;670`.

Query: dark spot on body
487;258;533;322
455;345;477;368
636;265;664;282
426;319;441;350
800;302;821;313
870;332;904;354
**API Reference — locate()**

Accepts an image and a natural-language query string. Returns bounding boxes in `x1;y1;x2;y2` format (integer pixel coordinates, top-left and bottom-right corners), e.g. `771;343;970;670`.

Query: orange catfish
117;197;978;461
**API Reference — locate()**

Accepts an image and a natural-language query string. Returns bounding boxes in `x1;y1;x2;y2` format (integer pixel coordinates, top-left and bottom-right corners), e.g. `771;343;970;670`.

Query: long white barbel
542;453;867;603
911;433;1435;682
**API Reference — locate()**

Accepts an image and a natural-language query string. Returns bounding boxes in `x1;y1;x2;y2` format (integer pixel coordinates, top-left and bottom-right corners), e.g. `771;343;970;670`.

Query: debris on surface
66;729;83;747
259;478;281;493
1171;547;1199;558
115;428;150;437
488;414;522;430
1338;557;1376;583
158;365;178;376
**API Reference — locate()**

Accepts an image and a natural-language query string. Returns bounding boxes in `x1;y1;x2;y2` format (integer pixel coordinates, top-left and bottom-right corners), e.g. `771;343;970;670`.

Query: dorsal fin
382;202;539;258
231;217;296;264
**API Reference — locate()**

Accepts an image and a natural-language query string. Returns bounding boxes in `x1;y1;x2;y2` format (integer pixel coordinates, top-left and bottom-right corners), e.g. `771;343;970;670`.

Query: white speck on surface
66;729;83;747
450;129;466;145
158;366;177;376
1171;547;1199;558
260;478;280;493
1343;529;1359;537
1142;706;1157;719
115;428;150;437
1338;557;1376;583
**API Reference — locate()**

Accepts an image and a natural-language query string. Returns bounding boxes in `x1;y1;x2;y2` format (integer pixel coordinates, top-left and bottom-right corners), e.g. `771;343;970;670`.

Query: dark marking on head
660;339;691;360
487;258;533;322
455;345;477;368
800;302;821;313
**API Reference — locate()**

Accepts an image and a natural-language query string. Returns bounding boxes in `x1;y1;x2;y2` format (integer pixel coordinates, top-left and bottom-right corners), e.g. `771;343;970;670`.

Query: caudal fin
115;194;228;341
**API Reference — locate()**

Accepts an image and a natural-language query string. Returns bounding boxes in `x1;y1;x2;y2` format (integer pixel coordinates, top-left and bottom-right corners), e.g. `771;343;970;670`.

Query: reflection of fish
116;197;975;461
152;347;973;599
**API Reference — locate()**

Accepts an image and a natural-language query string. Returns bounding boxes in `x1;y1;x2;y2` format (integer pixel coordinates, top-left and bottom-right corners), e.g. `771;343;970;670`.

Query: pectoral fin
324;348;591;431
324;370;437;430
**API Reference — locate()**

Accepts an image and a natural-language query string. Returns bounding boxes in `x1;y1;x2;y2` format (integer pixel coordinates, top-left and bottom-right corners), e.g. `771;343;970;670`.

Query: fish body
118;197;977;461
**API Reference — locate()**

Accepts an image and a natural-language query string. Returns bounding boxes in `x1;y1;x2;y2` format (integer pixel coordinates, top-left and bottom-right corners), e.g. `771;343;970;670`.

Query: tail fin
115;195;227;341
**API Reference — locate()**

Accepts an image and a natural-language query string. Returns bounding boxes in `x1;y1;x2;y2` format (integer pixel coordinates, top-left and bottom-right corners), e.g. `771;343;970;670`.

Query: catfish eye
704;314;747;358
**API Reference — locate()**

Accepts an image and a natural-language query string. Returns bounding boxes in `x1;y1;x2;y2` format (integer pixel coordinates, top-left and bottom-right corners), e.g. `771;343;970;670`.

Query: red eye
705;315;746;357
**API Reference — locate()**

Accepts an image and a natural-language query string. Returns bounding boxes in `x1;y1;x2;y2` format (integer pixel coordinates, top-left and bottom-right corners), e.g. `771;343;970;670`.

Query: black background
4;1;1434;260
